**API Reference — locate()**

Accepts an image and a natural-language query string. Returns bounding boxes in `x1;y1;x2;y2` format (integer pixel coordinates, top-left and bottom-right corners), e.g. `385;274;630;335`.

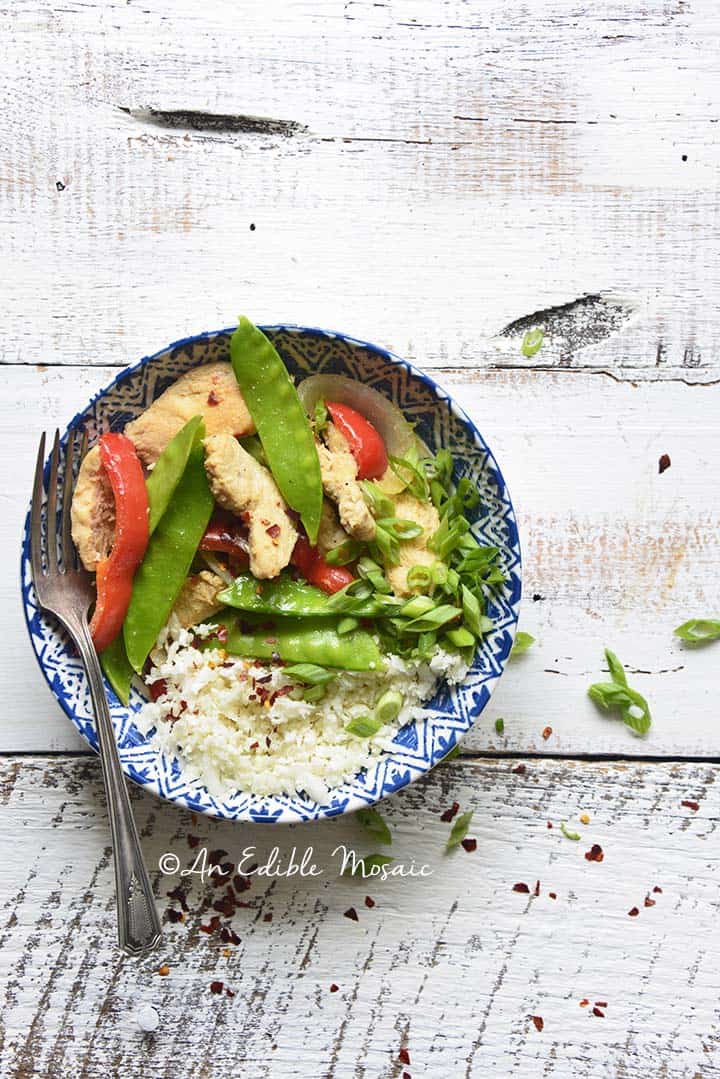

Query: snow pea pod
145;414;203;533
230;317;323;544
100;634;135;706
206;614;384;671
124;424;214;672
217;572;388;619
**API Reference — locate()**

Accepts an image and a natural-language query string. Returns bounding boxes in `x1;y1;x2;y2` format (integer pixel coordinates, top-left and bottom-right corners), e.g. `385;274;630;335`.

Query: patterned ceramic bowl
21;326;521;823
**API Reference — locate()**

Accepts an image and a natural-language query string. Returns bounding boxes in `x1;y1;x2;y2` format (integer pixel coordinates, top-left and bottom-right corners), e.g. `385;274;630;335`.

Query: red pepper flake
542;726;552;740
158;964;170;976
403;1074;412;1079
628;906;639;917
595;1001;608;1008
440;801;460;822
213;893;239;918
548;892;557;900
208;849;228;867
512;764;527;775
215;624;228;644
653;885;663;894
233;874;251;894
399;1048;411;1065
592;1007;605;1018
249;741;259;751
364;896;375;908
167;884;190;912
644;895;656;908
207;390;220;406
219;926;241;946
166;909;184;924
579;999;589;1008
200;915;222;935
584;844;604;862
512;882;530;893
343;907;359;922
461;837;477;853
225;987;235;998
658;453;671;474
681;800;699;811
329;983;339;993
209;980;224;995
263;912;273;923
270;685;294;705
533;879;540;896
532;1015;544;1032
187;834;200;849
547;822;553;829
266;523;281;539
149;678;167;701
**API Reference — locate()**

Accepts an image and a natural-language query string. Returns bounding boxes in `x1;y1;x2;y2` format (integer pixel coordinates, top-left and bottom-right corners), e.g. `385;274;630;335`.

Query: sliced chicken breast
203;433;297;579
126;363;255;466
70;445;116;572
171;571;225;629
316;425;376;542
386;492;440;597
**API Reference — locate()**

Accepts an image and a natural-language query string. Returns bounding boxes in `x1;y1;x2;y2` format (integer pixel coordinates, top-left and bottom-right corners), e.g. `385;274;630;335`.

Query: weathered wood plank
0;755;717;1078
2;1;719;376
6;365;719;756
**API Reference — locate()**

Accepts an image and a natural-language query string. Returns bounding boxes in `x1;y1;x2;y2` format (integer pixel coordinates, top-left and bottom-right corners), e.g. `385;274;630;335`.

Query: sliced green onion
284;663;336;685
560;821;581;841
406;565;433;593
674;619;720;644
415;630;438;660
521;328;544;357
431;561;449;589
314;398;329;434
444;626;475;649
325;538;363;566
461;585;484;638
495;717;505;734
511;631;536;657
357;556;392;593
605;647;627;686
370;523;400;566
446;810;473;851
360;480;395;519
356;807;392;846
402;604;462;633
303;684;327;703
400;595;436;619
346;714;383;738
375;517;424;542
374;690;404;725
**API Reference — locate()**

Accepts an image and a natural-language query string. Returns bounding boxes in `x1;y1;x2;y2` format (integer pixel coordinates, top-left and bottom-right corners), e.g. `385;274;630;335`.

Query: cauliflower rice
134;618;469;801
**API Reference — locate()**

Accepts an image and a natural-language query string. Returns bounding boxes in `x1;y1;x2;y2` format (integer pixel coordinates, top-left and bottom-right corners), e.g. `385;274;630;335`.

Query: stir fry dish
70;318;504;799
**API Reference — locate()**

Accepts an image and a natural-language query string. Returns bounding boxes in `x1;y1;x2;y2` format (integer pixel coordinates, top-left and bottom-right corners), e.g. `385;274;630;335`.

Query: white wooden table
2;3;719;1076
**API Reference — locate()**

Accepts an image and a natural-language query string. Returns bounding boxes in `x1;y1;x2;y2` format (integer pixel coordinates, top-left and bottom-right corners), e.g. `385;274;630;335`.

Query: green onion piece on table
511;631;536;657
356;807;392;846
521;328;544;357
560;821;581;841
588;647;652;735
674;619;720;644
446;810;473;850
230;316;323;544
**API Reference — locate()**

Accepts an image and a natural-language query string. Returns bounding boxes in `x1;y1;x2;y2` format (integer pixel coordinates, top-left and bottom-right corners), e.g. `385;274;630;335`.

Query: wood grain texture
1;0;719;379
1;755;717;1078
6;365;718;756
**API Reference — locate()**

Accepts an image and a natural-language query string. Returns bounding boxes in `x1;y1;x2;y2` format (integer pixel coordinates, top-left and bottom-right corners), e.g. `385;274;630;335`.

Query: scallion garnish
495;717;505;734
374;690;403;725
284;663;336;685
356;807;392;846
674;619;720;644
521;328;544;357
588;647;652;735
446;810;473;851
511;631;536;657
560;821;581;841
345;714;383;738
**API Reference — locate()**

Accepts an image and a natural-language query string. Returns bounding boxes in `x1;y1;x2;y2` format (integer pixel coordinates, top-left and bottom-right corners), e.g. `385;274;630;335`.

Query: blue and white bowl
20;326;521;823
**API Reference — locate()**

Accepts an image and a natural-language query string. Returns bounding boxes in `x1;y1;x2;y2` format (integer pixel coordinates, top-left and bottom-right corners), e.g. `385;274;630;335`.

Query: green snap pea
205;614;384;671
100;634;135;706
230;317;323;544
124;424;214;672
145;415;203;534
218;572;393;619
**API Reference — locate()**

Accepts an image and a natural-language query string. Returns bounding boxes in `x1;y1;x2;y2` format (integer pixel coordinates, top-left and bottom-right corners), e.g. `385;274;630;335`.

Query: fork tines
30;428;88;582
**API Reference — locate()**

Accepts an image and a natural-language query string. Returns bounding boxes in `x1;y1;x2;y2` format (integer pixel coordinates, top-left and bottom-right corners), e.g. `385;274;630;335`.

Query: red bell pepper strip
89;434;149;653
199;511;250;560
291;536;354;595
326;402;388;480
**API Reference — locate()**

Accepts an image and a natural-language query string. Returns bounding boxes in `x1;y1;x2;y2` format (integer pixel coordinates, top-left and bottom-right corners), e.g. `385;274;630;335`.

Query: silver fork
30;429;162;956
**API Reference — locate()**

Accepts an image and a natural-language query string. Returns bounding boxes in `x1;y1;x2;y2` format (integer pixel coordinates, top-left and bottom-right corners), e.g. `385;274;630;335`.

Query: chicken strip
316;425;376;542
386;492;440;598
70;445;116;572
203;434;297;579
316;498;350;558
171;571;225;629
126;363;255;466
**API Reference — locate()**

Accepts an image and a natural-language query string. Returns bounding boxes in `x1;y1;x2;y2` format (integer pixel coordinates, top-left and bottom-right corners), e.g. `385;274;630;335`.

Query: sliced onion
297;373;428;494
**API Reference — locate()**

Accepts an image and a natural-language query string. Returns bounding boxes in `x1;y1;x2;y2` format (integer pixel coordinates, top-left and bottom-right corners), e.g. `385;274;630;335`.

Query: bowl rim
20;323;522;822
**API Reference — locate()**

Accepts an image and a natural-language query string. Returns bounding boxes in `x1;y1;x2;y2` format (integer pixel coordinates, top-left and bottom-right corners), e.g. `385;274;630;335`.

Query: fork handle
74;618;162;956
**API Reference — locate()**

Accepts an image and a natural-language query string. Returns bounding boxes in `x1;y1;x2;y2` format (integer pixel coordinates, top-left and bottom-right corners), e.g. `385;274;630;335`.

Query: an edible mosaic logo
159;844;433;881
